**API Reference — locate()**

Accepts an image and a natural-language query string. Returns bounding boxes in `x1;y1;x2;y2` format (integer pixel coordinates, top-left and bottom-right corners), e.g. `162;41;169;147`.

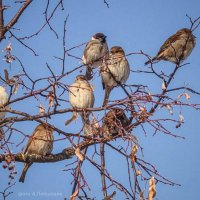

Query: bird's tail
80;111;90;124
85;66;93;80
103;87;112;107
81;112;93;136
19;162;32;183
65;112;78;126
0;128;4;141
144;57;157;65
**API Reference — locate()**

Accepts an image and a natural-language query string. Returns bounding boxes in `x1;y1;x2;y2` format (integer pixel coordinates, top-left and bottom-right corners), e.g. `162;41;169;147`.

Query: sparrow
82;33;109;80
19;124;54;183
0;86;9;120
145;28;196;65
66;75;95;135
101;46;130;106
102;107;130;137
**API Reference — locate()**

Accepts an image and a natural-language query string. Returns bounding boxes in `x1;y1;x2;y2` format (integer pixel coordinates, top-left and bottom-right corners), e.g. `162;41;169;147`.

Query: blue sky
0;0;200;199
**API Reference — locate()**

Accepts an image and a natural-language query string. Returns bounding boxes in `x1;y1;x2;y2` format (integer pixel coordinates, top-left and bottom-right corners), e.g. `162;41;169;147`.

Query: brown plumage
19;124;54;183
101;46;130;106
145;28;196;65
102;107;130;137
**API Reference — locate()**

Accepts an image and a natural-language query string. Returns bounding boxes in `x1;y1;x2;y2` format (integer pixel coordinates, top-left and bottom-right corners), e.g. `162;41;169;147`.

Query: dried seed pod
148;176;156;200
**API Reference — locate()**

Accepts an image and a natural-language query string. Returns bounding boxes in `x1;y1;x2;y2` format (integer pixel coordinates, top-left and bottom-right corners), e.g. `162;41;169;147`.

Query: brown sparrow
82;33;108;80
66;75;94;135
102;107;130;137
19;124;54;183
145;28;196;65
101;46;130;106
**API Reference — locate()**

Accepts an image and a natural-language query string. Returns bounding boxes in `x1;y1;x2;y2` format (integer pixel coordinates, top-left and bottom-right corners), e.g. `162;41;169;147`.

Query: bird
82;33;109;80
66;75;95;136
0;86;9;120
145;28;196;65
100;46;130;106
19;124;54;183
102;107;130;138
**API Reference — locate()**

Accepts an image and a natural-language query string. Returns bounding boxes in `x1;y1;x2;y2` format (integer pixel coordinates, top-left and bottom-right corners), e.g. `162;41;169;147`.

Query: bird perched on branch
65;75;94;135
102;107;130;138
82;33;108;80
145;28;196;65
101;46;130;106
0;86;9;120
19;124;54;183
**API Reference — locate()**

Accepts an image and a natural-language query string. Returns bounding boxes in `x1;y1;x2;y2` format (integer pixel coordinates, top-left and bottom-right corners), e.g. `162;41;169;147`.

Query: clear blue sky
0;0;200;199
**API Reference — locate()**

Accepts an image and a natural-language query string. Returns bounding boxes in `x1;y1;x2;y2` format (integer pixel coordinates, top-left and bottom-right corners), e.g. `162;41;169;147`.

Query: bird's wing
23;127;44;154
83;41;103;63
23;129;38;154
157;32;183;56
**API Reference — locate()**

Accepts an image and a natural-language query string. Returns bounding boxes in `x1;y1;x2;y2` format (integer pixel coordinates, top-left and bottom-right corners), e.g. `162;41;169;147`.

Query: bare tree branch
0;0;32;41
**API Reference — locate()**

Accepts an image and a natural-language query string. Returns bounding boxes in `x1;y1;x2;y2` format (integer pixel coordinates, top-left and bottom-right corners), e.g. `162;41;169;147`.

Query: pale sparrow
66;75;94;135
